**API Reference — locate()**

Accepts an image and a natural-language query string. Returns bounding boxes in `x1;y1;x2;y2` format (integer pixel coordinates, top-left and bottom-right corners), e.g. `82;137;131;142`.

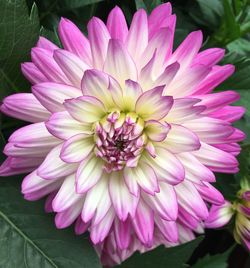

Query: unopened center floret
94;111;145;172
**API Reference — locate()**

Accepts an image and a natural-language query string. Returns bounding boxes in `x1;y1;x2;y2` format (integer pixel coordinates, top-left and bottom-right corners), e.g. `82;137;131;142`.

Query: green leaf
40;26;62;47
135;0;147;11
222;0;241;40
0;177;101;268
60;0;105;10
227;38;250;58
118;236;204;268
188;0;224;30
0;0;40;99
192;245;235;268
219;58;250;91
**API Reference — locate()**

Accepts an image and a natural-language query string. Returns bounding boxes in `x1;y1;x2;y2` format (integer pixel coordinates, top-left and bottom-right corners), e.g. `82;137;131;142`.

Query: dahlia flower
0;2;245;265
206;189;250;251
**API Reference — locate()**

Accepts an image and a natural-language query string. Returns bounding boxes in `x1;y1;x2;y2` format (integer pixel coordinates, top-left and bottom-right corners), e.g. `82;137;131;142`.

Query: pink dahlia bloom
0;2;245;265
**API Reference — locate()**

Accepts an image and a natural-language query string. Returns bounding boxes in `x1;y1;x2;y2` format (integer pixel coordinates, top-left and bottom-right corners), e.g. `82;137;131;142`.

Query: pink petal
55;199;84;229
126;9;148;64
76;153;103;193
131;201;154;247
193;64;235;95
118;79;142;111
165;98;205;123
192;48;225;67
81;69;115;109
143;147;185;185
148;3;173;38
162;124;200;153
124;162;159;196
183;117;234;144
46;111;91;140
166;64;211;97
177;152;215;184
155;217;178;242
209;106;245;123
52;174;82;212
32;82;81;113
37;143;78;180
107;6;128;42
154;62;180;92
1;93;50;122
205;201;233;228
82;175;111;223
135;86;173;120
0;157;43;176
90;208;115;244
5;122;60;157
197;90;240;114
75;217;90;235
168;31;203;69
60;133;94;163
109;172;139;220
175;180;209;220
36;36;58;51
195;182;225;205
58;18;92;65
53;49;90;87
21;62;48;84
192;142;238;173
145;120;170;142
87;17;110;69
104;39;137;86
31;47;70;84
140;27;172;72
143;182;178;221
64;96;106;123
114;218;131;250
21;170;62;195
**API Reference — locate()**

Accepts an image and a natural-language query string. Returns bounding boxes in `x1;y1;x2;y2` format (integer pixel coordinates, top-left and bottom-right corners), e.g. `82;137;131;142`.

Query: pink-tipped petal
131;201;154;247
38;143;78;180
82;174;111;224
107;6;128;42
205;201;233;228
31;47;70;84
32;82;81;113
1;93;50;122
126;9;148;64
58;18;92;65
148;3;172;38
53;49;90;87
109;172;139;221
87;17;110;69
104;39;137;86
52;174;82;212
193;64;235;95
145;120;170;142
192;48;225;67
64;96;106;123
21;62;48;84
162;124;201;153
135;86;173;120
46;111;91;140
76;153;103;193
36;36;58;51
60;133;94;163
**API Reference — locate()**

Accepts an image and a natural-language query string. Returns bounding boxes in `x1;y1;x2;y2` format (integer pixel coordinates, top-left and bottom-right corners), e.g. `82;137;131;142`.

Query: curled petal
135;86;173;120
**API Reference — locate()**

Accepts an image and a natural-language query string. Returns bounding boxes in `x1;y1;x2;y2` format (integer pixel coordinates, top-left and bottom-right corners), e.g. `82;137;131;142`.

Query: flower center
94;111;145;172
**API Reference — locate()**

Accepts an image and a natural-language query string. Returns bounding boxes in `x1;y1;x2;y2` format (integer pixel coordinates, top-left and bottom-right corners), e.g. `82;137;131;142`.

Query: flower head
0;2;245;265
206;189;250;251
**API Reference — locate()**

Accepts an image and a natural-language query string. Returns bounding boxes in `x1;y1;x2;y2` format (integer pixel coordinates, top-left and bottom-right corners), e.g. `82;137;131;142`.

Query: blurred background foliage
0;0;250;267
